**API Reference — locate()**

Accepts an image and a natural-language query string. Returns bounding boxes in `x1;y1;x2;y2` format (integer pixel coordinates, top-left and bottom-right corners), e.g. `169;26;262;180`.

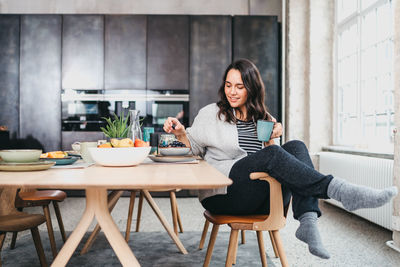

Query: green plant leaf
101;113;131;138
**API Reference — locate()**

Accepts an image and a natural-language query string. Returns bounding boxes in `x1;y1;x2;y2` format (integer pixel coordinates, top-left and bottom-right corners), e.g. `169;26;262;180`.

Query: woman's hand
163;117;190;148
263;139;275;147
269;117;283;139
163;117;186;136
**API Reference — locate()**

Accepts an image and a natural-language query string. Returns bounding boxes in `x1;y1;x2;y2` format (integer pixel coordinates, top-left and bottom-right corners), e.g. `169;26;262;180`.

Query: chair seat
204;210;269;225
0;212;46;232
19;190;67;202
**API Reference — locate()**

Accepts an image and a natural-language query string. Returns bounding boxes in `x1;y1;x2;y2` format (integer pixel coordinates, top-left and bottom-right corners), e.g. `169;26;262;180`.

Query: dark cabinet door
233;16;280;120
147;15;189;90
105;15;147;90
189;16;232;124
20;15;62;151
0;15;20;138
62;15;104;89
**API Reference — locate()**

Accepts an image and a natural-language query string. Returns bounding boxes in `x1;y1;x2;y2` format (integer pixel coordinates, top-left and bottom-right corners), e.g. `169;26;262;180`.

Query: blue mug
257;120;274;141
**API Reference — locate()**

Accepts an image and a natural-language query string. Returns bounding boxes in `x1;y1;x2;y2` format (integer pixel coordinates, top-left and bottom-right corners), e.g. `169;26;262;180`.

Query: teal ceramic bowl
43;156;79;165
0;149;42;163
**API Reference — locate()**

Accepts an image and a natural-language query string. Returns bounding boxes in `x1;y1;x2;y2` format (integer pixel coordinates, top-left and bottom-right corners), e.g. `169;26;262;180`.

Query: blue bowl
42;156;79;166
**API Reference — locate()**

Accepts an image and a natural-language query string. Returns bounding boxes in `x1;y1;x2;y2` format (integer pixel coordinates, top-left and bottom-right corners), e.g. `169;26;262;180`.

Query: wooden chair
0;187;48;267
11;189;67;258
199;172;289;267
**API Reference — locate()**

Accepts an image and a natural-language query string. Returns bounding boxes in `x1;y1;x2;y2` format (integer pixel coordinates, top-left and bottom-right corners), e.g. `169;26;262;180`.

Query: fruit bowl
88;147;151;167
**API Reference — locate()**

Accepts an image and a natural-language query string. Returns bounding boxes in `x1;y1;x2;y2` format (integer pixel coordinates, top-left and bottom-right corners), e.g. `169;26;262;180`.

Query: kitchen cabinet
0;15;20;138
189;16;232;124
62;15;104;89
105;15;147;90
233;16;281;120
147;15;189;90
19;15;62;152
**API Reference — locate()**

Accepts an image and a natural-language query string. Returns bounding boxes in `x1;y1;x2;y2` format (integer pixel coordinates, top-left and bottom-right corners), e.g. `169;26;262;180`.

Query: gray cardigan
186;103;248;201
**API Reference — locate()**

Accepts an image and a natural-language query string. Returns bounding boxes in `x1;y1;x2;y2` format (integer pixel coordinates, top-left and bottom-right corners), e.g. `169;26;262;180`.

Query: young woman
163;59;397;259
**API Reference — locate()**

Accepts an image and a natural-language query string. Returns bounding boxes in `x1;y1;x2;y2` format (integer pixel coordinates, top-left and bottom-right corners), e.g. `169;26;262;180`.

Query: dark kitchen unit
20;15;62;152
0;16;19;140
189;15;232;125
233;16;281;120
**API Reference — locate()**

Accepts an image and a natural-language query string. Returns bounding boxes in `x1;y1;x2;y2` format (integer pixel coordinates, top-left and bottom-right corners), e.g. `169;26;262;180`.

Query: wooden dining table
0;159;232;266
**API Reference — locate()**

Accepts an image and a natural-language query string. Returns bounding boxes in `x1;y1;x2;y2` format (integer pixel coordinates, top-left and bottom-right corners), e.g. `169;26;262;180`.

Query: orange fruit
98;143;112;148
134;139;149;147
46;151;67;158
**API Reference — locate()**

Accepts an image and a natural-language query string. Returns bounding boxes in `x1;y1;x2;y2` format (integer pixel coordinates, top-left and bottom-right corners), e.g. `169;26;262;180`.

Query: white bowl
88;147;151;167
159;147;190;156
0;149;42;163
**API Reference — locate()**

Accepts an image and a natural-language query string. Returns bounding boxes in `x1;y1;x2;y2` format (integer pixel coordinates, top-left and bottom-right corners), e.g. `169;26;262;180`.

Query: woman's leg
281;140;330;259
245;143;397;210
245;140;396;258
243;144;332;198
281;140;321;219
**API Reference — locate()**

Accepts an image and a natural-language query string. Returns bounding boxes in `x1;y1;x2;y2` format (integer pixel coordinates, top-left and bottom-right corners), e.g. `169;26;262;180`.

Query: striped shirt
236;119;262;154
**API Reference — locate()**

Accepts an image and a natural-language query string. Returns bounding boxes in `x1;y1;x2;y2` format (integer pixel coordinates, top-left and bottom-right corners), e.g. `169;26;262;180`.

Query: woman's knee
262;144;281;154
282;140;308;153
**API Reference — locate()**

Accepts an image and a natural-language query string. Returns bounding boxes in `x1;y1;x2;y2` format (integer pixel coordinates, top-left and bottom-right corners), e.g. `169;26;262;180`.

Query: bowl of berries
158;134;190;156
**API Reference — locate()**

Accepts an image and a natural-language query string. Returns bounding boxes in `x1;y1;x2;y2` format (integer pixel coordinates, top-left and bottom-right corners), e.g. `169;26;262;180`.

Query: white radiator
319;152;393;230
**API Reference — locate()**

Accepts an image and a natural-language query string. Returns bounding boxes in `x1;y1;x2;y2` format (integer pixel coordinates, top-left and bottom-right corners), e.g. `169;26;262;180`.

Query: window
335;0;394;153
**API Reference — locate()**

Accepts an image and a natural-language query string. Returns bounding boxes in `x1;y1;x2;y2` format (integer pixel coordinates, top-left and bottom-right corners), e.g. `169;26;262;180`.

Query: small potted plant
100;113;133;147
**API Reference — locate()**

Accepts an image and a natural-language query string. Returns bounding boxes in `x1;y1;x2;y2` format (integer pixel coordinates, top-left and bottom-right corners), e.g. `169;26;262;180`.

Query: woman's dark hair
217;58;270;123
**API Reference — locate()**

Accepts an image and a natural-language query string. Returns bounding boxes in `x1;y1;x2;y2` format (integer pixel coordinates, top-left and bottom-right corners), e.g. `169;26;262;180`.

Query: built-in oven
61;89;189;132
145;90;189;132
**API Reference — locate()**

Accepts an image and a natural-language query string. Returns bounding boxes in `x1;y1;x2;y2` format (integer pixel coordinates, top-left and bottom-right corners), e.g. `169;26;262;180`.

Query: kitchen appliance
61;89;189;132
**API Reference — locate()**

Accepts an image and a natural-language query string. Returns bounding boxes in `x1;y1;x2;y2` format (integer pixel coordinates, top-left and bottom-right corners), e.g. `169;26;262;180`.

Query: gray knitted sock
295;212;330;259
327;177;398;211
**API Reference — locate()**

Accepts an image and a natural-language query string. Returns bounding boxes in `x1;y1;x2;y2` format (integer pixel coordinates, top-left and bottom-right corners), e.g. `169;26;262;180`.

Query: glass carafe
128;110;142;141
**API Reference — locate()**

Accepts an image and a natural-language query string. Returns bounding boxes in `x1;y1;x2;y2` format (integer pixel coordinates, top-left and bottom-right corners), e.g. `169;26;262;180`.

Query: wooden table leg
80;190;124;255
125;190;137;242
91;188;140;266
141;190;188;254
135;191;144;232
51;189;140;267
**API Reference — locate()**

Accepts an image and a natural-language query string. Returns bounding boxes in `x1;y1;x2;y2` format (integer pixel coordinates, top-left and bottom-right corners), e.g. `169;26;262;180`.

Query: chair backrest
0;187;18;216
248;172;286;230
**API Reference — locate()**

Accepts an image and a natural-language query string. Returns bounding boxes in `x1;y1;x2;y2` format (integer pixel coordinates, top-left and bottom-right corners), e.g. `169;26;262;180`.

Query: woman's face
224;69;248;112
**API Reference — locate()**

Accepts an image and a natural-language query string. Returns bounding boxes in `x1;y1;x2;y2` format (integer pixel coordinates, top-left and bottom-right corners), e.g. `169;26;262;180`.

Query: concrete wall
285;0;309;142
285;0;334;166
0;0;282;20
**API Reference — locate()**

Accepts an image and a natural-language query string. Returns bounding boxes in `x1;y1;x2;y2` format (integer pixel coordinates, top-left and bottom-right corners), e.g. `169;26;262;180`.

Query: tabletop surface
0;160;232;190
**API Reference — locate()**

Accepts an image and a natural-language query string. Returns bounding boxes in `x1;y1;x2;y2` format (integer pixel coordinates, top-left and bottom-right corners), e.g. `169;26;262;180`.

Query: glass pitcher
128;110;142;141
